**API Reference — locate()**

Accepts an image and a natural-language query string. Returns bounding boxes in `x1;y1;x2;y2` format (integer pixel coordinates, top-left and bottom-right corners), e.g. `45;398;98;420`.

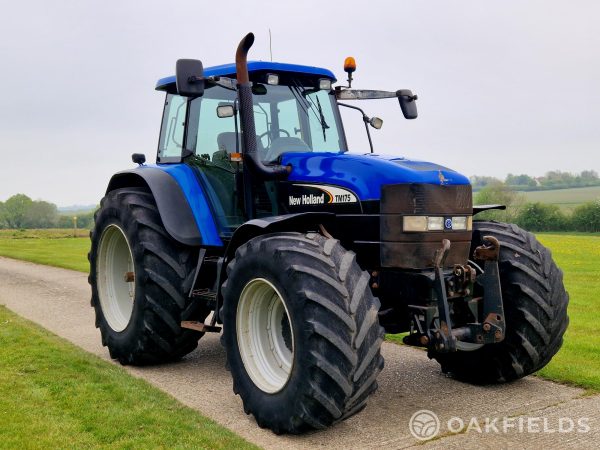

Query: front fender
225;212;335;261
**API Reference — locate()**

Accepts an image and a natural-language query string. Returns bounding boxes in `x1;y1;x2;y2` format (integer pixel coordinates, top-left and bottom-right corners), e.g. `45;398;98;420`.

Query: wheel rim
236;278;294;393
97;224;136;332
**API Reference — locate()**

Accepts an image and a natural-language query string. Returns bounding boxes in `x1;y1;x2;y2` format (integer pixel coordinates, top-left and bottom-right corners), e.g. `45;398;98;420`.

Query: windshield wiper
315;95;330;142
290;80;330;142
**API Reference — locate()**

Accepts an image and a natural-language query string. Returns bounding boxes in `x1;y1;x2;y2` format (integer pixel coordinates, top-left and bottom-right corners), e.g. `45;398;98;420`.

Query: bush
571;201;600;232
474;182;524;222
515;202;568;232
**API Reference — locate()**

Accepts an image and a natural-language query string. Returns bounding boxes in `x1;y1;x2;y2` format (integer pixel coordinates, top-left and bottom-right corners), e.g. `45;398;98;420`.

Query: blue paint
156;164;224;247
156;61;336;90
280;152;470;201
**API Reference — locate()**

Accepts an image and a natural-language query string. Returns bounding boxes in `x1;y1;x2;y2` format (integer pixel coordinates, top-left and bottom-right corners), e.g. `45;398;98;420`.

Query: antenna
269;29;273;62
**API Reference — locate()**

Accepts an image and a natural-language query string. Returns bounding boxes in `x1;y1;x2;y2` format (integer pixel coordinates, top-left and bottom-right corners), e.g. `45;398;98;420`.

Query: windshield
186;80;346;163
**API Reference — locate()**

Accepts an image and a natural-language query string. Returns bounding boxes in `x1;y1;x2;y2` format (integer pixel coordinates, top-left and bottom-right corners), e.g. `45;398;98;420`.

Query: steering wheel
259;129;290;147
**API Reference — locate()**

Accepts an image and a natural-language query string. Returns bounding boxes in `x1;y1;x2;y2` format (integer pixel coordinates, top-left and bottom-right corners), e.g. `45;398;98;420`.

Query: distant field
0;230;89;272
519;186;600;211
0;228;89;239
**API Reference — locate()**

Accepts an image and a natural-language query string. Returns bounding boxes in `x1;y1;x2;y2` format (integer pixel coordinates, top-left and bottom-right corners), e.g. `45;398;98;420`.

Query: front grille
380;183;473;269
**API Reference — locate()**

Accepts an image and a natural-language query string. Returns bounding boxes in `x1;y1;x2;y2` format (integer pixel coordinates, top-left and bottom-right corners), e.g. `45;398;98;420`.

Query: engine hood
281;152;470;201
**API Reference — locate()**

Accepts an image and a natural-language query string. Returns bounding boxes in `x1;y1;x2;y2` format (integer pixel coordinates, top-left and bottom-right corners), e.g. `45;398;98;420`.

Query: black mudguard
106;168;202;246
225;212;335;261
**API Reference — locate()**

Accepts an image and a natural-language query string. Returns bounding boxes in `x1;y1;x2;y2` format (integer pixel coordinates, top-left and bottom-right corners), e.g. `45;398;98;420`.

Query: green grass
535;234;600;392
0;228;89;239
519;186;600;211
0;236;90;272
0;306;257;449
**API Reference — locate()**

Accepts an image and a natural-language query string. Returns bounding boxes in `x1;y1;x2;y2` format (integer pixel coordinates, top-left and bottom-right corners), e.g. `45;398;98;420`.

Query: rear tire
89;187;209;365
431;221;569;383
221;232;384;434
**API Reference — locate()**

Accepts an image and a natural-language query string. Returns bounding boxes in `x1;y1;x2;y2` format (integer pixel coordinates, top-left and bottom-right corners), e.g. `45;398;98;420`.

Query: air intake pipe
235;33;290;179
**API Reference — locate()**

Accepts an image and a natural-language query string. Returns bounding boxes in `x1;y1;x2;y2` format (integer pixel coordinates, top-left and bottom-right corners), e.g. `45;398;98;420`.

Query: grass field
519;186;600;211
0;306;256;449
0;236;90;272
535;234;600;392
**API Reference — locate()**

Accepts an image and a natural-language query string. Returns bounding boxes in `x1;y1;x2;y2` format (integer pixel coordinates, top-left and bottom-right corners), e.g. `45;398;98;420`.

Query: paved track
1;256;598;449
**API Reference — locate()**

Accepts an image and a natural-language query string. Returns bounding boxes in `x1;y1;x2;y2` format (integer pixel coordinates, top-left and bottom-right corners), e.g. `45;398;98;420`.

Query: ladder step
190;288;217;299
181;321;221;333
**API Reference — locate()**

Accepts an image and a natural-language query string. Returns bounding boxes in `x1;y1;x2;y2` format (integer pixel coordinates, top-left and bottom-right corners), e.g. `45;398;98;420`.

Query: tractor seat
213;132;267;163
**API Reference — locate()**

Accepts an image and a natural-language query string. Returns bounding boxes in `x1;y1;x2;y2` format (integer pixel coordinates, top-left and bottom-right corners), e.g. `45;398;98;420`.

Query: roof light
319;78;332;90
266;73;279;85
344;56;356;73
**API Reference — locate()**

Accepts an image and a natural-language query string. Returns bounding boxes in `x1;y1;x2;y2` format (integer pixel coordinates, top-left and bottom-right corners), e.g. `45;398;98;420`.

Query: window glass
305;90;342;152
158;94;187;159
187;86;238;156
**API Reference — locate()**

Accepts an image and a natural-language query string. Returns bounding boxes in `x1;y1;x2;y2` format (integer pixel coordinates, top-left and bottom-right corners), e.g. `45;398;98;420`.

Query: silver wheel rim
97;224;136;332
236;278;294;393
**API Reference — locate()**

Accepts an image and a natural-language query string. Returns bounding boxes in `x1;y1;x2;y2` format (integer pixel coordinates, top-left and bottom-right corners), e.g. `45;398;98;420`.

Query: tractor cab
155;61;346;232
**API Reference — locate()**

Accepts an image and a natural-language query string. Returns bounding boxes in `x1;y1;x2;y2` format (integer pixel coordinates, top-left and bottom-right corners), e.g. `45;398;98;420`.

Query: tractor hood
281;152;470;201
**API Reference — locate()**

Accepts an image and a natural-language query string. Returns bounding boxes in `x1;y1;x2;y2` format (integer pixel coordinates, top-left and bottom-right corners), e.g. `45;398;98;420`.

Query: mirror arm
338;102;375;154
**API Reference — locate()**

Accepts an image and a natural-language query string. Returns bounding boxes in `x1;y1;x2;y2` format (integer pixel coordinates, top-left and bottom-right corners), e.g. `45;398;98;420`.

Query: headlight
451;216;471;230
403;216;472;232
403;216;427;232
427;217;444;231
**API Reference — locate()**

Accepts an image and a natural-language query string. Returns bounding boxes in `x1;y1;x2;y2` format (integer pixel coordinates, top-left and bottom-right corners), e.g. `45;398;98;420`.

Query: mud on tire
89;187;209;365
432;221;569;383
221;232;385;434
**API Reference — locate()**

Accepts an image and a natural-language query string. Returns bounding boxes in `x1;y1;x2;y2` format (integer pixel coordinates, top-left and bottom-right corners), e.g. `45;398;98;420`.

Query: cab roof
155;60;337;92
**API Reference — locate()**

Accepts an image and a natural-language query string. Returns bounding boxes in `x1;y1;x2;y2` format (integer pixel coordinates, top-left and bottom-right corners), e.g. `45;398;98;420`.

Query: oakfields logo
409;410;591;441
409;410;440;440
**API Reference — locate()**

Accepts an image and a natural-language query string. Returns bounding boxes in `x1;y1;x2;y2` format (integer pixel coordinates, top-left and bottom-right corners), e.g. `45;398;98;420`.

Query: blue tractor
89;33;568;433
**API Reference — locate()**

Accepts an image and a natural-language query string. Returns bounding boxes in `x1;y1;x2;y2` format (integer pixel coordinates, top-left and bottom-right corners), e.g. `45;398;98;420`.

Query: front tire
431;221;569;383
89;187;209;365
221;232;384;434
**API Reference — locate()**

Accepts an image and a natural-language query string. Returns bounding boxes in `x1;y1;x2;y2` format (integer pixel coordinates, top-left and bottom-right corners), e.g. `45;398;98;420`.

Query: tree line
0;194;95;230
471;170;600;191
475;183;600;232
1;189;598;233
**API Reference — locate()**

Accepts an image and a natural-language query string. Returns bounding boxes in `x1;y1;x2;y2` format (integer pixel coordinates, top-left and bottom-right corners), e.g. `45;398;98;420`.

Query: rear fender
106;166;222;247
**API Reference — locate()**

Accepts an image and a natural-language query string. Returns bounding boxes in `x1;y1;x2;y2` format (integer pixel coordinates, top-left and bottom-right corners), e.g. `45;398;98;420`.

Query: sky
0;0;598;206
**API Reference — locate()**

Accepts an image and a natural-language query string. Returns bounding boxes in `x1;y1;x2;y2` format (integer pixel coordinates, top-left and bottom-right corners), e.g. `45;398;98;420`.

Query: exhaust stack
235;33;290;179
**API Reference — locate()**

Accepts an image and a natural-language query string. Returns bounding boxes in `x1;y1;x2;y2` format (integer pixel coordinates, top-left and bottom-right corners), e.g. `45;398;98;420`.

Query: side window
193;98;237;156
277;99;301;138
158;94;187;160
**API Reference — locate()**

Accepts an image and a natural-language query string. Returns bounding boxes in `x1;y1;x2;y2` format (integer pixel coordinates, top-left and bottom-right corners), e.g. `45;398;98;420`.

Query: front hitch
405;236;506;353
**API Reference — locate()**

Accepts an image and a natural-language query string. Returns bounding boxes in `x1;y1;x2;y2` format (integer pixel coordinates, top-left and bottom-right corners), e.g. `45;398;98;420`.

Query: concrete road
1;256;598;449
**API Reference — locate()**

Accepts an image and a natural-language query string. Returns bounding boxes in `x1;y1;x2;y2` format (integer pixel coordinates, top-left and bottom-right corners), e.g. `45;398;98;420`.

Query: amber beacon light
344;56;356;87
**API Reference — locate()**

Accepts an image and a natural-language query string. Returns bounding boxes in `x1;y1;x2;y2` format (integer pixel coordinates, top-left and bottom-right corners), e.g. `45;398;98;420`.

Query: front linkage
404;236;506;353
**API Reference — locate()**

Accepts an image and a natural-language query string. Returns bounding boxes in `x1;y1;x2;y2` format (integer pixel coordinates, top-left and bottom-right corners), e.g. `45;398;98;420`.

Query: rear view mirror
176;59;205;97
369;117;383;129
397;89;418;119
217;104;235;118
